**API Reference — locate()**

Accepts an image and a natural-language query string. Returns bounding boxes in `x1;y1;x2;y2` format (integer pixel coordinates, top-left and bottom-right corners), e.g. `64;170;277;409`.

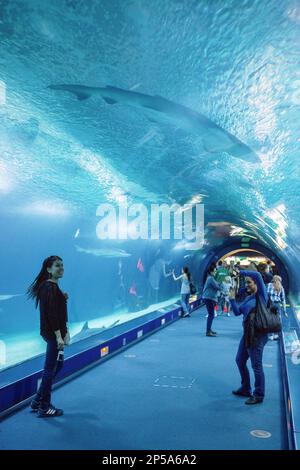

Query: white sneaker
214;313;218;317
205;314;208;318
227;313;231;317
269;334;274;341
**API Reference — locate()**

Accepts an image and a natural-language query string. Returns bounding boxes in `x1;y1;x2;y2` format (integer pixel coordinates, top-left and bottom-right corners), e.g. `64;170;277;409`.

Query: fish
137;258;144;272
129;283;137;296
0;294;23;301
71;319;120;343
48;84;260;163
75;244;131;258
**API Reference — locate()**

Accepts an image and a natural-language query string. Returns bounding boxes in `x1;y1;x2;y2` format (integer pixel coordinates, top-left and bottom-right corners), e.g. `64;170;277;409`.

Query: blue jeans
220;294;230;313
235;334;268;398
204;299;215;333
181;293;190;315
34;338;64;409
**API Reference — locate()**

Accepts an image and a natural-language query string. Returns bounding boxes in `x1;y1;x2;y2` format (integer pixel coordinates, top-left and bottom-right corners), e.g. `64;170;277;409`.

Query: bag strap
257;292;273;311
256;291;268;305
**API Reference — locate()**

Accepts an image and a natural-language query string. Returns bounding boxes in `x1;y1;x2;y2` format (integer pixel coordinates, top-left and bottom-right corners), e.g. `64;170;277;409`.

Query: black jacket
38;280;68;340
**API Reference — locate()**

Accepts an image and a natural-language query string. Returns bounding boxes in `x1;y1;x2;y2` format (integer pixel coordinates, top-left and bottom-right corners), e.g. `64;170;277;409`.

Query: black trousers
34;338;64;409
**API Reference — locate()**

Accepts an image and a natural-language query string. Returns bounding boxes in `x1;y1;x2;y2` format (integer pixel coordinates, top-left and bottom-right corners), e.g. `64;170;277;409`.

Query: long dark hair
27;255;62;308
207;264;216;276
183;266;191;282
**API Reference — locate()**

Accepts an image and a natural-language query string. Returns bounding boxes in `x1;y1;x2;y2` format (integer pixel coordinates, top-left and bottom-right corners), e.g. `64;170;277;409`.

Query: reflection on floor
0;295;180;371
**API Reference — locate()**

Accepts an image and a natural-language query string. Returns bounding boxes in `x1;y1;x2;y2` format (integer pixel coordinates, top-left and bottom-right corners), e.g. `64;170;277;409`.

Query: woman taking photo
172;266;192;318
229;269;269;405
27;255;69;418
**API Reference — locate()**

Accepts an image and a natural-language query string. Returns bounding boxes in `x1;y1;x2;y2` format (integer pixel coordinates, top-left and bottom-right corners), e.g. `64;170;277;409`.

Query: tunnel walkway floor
0;306;287;450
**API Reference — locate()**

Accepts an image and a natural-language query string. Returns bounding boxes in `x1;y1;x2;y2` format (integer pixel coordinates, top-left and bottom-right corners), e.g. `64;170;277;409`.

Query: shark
0;294;23;301
48;84;260;163
71;319;120;343
75;244;132;258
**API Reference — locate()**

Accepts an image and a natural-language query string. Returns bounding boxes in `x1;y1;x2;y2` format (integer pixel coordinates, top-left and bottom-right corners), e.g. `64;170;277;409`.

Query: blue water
0;0;300;369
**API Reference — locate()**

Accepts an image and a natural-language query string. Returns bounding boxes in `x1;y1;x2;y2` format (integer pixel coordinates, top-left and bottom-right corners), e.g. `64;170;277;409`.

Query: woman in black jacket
27;255;69;417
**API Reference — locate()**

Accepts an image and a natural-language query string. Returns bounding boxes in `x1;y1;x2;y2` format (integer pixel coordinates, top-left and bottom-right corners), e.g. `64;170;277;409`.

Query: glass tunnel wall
1;0;300;370
0;209;202;369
